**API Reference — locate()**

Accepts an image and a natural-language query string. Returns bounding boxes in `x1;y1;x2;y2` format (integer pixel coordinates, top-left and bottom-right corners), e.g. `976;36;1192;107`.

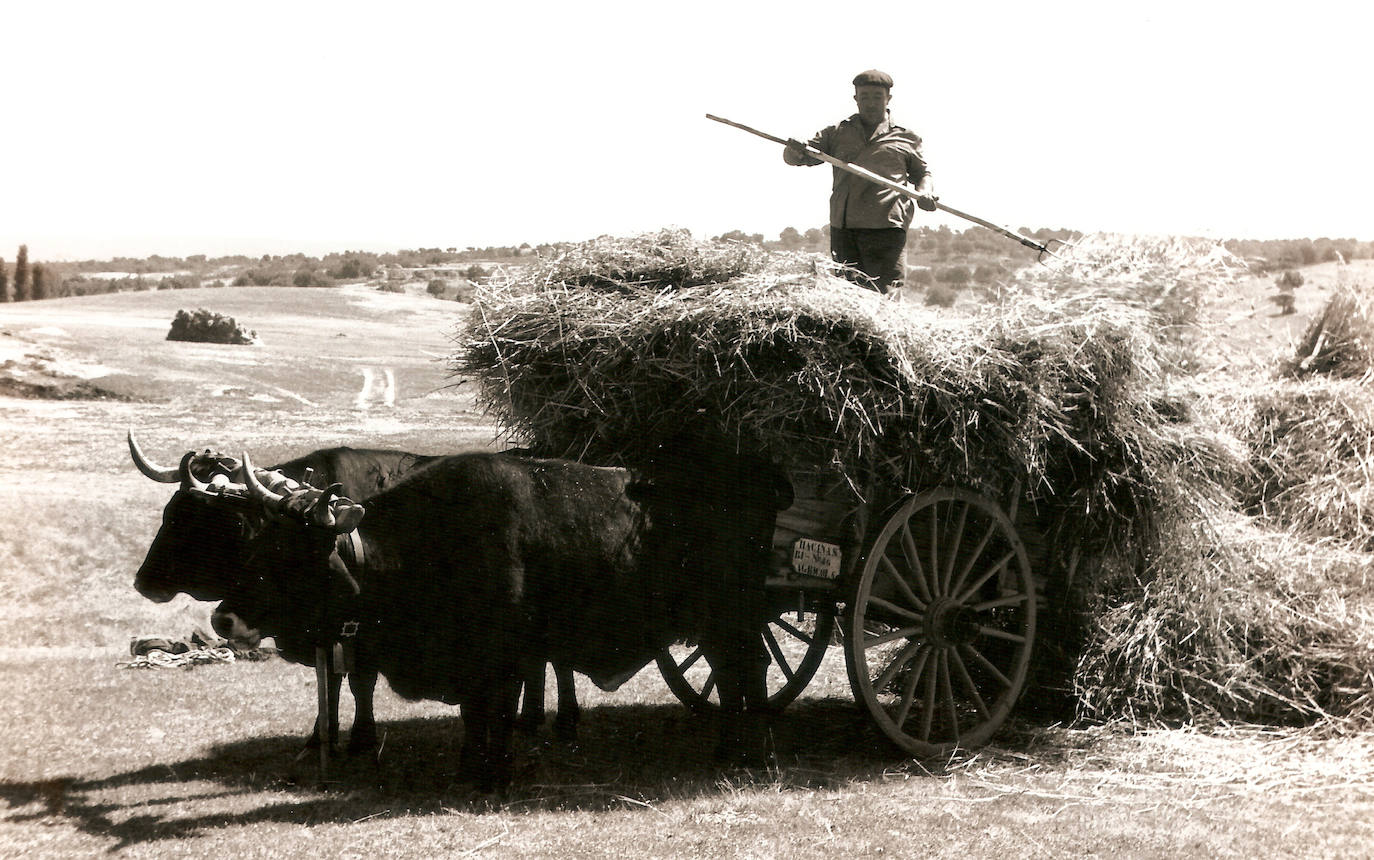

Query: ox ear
332;504;365;533
310;484;365;534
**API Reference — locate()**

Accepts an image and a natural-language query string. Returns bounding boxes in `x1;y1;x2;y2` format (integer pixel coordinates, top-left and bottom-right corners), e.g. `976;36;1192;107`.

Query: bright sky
3;1;1371;261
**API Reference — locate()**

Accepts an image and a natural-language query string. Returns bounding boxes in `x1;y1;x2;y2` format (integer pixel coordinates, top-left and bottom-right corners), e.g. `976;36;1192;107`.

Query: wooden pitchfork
706;113;1069;263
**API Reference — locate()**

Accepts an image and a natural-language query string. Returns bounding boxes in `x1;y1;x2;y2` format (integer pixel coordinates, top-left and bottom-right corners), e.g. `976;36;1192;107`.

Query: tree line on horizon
2;230;1371;303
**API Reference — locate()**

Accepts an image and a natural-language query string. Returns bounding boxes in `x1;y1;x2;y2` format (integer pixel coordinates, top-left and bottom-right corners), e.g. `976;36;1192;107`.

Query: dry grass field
2;278;1372;858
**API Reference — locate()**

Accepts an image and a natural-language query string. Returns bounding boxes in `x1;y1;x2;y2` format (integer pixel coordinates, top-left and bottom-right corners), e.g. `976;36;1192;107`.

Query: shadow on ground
0;698;1070;850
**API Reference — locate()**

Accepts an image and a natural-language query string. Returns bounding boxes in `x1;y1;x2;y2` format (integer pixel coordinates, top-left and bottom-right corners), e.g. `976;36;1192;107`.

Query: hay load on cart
453;229;1230;754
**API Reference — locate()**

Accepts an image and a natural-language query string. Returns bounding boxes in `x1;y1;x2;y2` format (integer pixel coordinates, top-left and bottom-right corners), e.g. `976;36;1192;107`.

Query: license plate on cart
791;538;842;579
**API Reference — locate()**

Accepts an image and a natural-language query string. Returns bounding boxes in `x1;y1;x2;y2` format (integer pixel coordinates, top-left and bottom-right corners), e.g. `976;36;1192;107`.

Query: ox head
129;434;364;607
130;432;262;602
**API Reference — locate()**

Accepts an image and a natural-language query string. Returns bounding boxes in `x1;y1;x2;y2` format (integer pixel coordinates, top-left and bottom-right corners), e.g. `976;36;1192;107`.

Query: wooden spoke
938;651;960;741
948;648;990;719
762;627;794;681
976;626;1027;644
960;643;1012;688
773;617;812;644
863;625;923;649
927;503;941;596
893;648;930;727
941;501;969;596
868;595;925;625
700;671;716;700
956;549;1017;604
676;646;705;673
949;520;997;600
971;593;1030;612
877;553;926;611
872;640;924;694
918;653;937;742
898;522;934;604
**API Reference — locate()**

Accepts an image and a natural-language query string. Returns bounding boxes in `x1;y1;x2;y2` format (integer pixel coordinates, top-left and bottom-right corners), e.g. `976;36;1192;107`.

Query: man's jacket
792;114;929;230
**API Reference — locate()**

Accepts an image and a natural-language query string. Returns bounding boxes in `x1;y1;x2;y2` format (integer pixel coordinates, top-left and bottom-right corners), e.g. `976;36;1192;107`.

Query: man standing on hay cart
784;69;938;297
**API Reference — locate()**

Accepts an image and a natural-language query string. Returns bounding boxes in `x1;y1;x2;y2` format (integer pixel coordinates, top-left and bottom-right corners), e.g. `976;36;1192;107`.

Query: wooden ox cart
657;464;1039;757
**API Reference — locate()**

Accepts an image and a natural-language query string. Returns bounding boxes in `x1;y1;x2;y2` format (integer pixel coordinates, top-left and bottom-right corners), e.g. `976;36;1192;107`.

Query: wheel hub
925;597;980;647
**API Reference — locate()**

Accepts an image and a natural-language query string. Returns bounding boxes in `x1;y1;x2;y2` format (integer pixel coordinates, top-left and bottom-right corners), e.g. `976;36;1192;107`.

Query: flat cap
852;69;893;88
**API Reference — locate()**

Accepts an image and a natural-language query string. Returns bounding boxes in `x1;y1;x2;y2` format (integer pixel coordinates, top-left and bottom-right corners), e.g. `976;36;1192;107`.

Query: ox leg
714;653;746;764
515;652;547;732
739;637;772;765
304;670;344;752
487;678;520;793
551;663;580;743
709;639;771;768
705;575;773;768
458;697;488;787
459;679;520;793
347;661;379;755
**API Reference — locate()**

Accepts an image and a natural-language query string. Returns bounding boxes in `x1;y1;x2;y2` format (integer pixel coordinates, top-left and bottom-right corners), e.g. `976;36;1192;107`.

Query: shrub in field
973;263;1006;283
233;268;289;287
924;282;957;307
450;279;477;303
166;308;257;345
291;268;335;288
906;267;934;287
1276;269;1305;290
154;274;201;291
327;255;379;280
936;265;971;285
1270;291;1297;315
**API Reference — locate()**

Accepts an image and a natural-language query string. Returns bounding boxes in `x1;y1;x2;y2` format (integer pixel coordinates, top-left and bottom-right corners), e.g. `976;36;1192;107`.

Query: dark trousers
830;227;908;294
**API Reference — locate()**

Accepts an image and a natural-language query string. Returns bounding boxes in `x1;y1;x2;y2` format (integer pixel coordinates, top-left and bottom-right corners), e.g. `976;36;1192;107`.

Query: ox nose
211;610;262;648
134;581;178;603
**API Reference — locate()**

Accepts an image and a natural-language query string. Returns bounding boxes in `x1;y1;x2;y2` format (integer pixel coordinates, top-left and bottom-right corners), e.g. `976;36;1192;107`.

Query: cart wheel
845;487;1036;756
657;606;836;714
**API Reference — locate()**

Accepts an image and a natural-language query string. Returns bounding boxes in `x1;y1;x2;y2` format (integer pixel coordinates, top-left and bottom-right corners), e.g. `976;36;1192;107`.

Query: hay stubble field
2;275;1372;858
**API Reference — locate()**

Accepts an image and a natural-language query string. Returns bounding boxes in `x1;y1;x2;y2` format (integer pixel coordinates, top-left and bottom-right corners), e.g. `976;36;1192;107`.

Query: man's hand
916;194;939;212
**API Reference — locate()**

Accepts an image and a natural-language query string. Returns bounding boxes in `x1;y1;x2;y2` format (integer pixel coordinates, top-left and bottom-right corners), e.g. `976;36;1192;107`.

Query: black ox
174;442;791;791
129;436;581;753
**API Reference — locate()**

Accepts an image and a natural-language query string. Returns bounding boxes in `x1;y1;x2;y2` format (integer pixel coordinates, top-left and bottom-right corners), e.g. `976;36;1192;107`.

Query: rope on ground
118;647;237;669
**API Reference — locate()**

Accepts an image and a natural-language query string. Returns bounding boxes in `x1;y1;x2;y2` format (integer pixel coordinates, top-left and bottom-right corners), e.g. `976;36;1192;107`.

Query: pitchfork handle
705;113;1055;259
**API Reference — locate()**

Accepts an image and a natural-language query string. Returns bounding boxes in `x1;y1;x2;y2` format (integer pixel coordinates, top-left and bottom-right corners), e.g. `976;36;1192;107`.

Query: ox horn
311;483;365;534
128;431;182;483
240;451;287;514
179;451;212;494
312;484;339;529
